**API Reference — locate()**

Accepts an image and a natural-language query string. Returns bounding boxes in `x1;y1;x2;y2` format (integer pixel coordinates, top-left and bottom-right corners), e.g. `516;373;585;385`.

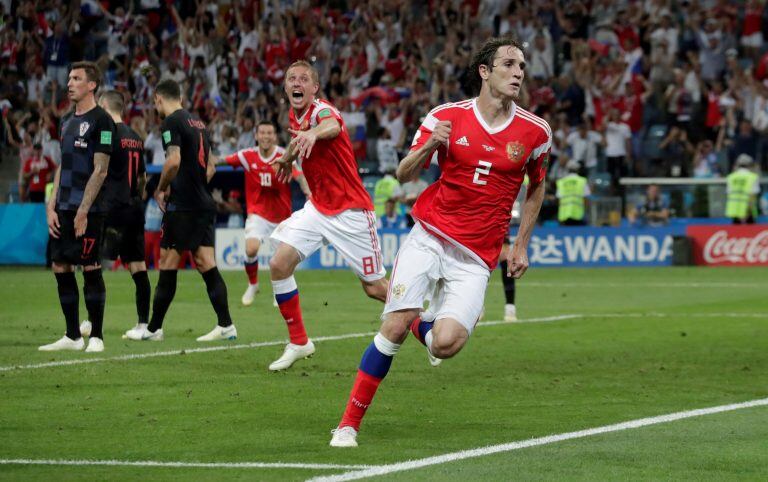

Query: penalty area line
309;397;768;482
0;458;374;471
0;314;584;373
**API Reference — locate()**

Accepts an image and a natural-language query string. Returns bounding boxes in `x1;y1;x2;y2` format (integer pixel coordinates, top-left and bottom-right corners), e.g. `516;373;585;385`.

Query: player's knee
362;278;387;302
269;256;289;278
380;314;412;344
430;333;464;358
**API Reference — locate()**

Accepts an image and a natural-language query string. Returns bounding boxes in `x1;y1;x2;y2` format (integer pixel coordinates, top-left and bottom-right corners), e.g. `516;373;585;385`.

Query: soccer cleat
272;296;278;307
268;340;316;371
39;335;85;352
426;345;443;367
79;320;92;337
504;304;517;322
241;283;259;306
419;309;437;323
330;426;358;448
85;337;104;353
125;326;164;341
196;324;237;342
122;323;148;339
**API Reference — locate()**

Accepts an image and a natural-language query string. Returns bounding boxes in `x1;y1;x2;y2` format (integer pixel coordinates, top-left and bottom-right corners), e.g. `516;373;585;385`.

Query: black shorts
160;210;215;251
102;205;145;262
50;210;105;266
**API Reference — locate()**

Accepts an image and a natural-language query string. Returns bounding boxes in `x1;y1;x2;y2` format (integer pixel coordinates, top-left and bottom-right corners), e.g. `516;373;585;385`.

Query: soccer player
125;79;237;342
329;36;551;447
266;60;387;371
218;120;310;306
40;61;115;353
78;90;152;340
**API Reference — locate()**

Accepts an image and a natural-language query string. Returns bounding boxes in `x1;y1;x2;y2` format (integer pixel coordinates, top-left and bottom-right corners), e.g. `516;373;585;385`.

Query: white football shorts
245;214;280;242
383;222;490;335
271;200;386;282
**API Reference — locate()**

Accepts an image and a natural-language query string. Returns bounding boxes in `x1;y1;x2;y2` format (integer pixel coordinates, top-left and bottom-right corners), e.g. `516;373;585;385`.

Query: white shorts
245;214;280;242
271;200;386;282
383;223;490;335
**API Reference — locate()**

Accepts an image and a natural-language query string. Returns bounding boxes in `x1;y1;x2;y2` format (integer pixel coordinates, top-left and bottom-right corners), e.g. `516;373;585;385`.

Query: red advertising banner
687;225;768;266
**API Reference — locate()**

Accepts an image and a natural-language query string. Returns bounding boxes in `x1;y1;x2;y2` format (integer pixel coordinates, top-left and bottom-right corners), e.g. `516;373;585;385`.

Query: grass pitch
1;266;767;481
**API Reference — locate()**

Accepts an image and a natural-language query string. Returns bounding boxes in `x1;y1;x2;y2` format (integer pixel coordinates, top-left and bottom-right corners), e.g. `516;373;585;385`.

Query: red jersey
23;154;56;193
288;98;373;215
225;146;296;223
410;99;551;270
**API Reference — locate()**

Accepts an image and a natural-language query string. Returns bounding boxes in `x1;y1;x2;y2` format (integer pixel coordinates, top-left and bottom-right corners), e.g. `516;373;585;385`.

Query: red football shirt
410;99;551;270
288;98;373;215
23;154;56;193
225;146;296;223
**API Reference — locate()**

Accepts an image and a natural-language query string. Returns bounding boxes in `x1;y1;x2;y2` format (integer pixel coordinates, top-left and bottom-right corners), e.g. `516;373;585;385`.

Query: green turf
1;267;767;480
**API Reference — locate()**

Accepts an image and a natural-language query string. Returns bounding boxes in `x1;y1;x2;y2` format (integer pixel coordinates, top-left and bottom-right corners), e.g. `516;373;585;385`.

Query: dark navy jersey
104;122;145;210
57;105;116;212
160;109;215;212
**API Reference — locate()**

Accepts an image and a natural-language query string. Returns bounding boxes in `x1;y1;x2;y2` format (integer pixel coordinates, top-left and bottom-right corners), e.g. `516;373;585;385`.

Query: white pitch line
0;458;373;470
309;397;768;482
523;281;767;289
5;312;765;373
0;331;377;373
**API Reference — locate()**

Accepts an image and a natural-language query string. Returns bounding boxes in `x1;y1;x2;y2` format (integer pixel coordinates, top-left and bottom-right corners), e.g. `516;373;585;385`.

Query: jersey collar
471;97;516;135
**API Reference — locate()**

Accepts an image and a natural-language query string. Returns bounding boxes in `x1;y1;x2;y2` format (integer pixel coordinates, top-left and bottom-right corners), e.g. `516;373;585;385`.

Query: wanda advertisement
687;225;768;266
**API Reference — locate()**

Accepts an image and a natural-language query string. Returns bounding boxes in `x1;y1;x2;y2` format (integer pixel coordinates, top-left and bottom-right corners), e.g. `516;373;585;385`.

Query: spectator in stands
628;184;670;227
565;121;603;179
658;126;694;177
692;140;722;178
603;108;632;193
401;175;429;227
377;198;407;230
21;144;56;203
376;127;399;175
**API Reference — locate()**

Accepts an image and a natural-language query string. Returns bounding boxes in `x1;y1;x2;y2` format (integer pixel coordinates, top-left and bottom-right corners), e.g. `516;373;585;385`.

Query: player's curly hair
467;36;525;95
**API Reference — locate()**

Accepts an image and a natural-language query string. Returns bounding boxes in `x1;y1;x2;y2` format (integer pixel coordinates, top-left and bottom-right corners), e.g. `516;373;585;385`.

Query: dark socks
201;267;232;327
132;270;151;324
55;272;80;340
82;269;106;339
148;270;177;332
499;260;516;304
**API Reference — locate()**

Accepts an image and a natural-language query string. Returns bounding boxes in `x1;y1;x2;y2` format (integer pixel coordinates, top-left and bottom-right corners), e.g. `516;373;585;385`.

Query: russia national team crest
79;122;90;136
391;284;406;300
506;141;526;163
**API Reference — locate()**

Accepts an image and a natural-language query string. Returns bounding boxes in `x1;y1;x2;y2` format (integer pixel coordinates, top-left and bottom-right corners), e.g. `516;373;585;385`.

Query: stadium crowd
0;0;767;215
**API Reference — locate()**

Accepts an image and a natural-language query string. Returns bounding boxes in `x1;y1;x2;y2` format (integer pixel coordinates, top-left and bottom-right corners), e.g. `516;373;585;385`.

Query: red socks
244;259;259;285
340;370;383;430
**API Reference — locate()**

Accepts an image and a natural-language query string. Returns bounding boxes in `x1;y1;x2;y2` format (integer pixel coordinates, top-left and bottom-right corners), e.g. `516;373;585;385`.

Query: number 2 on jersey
473;160;492;185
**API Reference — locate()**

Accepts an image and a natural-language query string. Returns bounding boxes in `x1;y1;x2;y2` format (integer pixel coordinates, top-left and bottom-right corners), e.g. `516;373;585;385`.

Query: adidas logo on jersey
455;136;470;146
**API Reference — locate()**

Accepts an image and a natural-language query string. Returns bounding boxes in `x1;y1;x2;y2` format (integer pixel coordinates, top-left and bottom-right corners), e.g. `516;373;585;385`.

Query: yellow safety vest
725;169;758;219
556;175;587;222
373;176;400;216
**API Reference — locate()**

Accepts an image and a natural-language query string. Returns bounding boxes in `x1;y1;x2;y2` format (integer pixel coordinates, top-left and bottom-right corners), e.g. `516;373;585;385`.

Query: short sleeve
409;107;446;168
526;126;552;186
160;117;182;151
93;112;115;155
224;152;242;168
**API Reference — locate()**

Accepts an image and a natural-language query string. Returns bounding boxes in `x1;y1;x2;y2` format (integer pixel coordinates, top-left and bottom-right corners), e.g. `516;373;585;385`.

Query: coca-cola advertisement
687;225;768;266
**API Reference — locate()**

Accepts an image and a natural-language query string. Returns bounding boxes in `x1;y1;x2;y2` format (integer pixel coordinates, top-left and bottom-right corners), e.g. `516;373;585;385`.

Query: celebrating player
218;120;310;306
330;36;551;447
77;90;152;340
40;61;115;353
266;61;387;371
125;79;237;342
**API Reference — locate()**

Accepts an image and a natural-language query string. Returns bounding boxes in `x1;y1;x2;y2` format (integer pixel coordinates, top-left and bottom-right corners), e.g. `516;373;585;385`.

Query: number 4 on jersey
473;160;492;185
